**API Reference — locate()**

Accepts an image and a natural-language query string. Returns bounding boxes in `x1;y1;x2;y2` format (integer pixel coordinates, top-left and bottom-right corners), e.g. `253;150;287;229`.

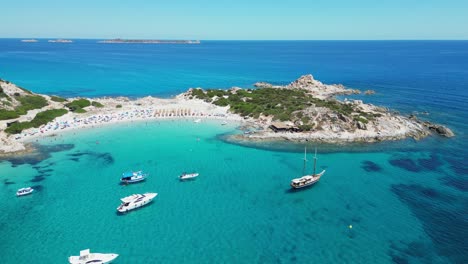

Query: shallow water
0;120;465;263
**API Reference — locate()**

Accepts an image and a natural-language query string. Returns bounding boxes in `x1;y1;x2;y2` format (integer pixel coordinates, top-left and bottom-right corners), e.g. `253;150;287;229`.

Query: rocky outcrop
253;82;273;88
364;90;376;95
422;122;455;137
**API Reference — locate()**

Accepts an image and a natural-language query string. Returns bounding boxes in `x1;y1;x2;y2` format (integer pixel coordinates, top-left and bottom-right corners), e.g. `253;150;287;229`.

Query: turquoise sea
0;40;467;263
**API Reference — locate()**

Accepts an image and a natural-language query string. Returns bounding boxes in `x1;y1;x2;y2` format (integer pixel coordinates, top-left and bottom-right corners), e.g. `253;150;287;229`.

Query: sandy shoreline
0;75;454;155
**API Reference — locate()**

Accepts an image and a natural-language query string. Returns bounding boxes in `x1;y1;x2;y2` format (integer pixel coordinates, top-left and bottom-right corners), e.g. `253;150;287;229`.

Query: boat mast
303;146;307;176
313;147;317;175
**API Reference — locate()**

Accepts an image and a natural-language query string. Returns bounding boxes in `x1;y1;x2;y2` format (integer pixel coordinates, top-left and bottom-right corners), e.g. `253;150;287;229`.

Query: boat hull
117;193;158;213
290;170;325;189
69;253;118;264
16;188;34;196
179;173;199;180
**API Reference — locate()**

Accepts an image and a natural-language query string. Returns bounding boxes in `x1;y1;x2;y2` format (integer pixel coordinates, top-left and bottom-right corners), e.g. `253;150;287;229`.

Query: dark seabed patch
38;169;53;174
30;176;45;182
30;185;43;191
441;175;468;192
4;179;15;185
388;240;439;263
391;184;468;263
389;153;444;173
389;159;421;172
418;154;443;171
67;151;114;165
1;144;74;166
361;160;382;172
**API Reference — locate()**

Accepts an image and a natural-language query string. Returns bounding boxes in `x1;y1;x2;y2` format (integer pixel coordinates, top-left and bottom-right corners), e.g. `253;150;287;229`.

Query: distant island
48;39;73;43
0;75;454;154
20;39;39;43
98;39;200;44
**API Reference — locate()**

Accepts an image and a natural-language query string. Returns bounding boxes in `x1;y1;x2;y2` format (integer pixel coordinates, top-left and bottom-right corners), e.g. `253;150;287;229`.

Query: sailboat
290;147;325;189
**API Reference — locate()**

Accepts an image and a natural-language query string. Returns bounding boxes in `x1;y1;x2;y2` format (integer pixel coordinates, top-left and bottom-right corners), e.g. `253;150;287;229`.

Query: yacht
117;193;158;213
290;147;326;189
121;170;147;184
69;249;118;264
16;187;34;196
179;172;199;180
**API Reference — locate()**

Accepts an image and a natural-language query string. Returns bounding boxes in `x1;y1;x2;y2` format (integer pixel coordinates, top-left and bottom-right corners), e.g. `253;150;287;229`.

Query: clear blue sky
2;0;468;39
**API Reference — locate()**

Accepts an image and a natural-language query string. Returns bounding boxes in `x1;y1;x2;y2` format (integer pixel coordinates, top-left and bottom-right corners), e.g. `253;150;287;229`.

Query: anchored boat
117;193;158;213
290;147;325;189
180;172;199;180
121;170;147;184
16;187;34;196
68;249;118;264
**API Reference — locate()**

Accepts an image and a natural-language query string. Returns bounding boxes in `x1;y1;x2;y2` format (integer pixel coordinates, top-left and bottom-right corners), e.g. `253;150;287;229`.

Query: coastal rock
356;121;367;130
287;74;322;89
253;82;273;88
364;90;376;95
434;125;455;137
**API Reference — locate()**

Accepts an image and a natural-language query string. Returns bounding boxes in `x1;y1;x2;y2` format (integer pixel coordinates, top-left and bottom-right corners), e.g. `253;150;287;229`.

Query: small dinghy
16;187;34;197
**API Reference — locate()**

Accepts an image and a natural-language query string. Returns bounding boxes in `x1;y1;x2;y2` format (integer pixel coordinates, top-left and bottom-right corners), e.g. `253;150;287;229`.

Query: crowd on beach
15;107;241;142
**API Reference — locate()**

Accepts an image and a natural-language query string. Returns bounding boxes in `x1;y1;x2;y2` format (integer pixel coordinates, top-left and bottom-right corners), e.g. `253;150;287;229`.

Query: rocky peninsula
0;75;454;155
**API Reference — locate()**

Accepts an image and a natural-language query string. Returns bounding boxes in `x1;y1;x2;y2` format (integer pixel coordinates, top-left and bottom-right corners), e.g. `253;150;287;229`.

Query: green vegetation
191;87;377;131
15;95;49;115
50;95;67;102
5;109;68;134
65;98;91;112
0;109;20;120
116;104;122;108
74;108;87;113
91;101;104;108
0;95;49;120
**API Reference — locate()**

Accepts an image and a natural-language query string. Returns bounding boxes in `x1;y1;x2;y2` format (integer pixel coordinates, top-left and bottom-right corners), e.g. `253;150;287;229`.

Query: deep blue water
0;40;467;263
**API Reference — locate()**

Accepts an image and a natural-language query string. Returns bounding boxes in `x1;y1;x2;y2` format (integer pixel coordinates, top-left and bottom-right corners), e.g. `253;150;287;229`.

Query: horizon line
1;38;468;41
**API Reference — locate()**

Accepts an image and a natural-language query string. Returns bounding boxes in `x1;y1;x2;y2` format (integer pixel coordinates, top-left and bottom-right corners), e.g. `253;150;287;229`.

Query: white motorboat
179;172;199;180
69;249;118;264
221;120;228;125
16;187;34;196
290;147;326;189
117;193;158;213
194;118;201;123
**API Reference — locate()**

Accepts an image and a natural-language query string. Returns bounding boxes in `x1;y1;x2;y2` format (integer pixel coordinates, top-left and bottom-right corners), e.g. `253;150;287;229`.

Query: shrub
5;109;68;134
15;95;49;114
74;108;87;113
116;104;122;108
50;96;67;102
0;109;20;120
91;101;104;108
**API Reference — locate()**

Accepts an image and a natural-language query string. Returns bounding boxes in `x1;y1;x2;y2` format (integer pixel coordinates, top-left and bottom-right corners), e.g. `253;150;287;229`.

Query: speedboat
180;172;199;180
16;187;34;196
69;249;118;264
194;118;201;123
121;170;147;184
117;193;158;213
221;121;228;125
